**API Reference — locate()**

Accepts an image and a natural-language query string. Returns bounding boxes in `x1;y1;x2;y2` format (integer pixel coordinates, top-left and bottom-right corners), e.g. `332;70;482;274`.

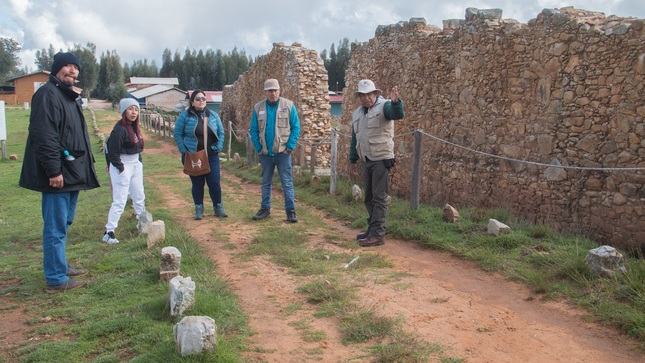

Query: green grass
372;331;447;363
0;107;248;362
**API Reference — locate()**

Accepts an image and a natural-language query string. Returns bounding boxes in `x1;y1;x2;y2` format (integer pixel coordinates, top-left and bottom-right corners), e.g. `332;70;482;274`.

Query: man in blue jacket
249;79;301;223
19;52;100;291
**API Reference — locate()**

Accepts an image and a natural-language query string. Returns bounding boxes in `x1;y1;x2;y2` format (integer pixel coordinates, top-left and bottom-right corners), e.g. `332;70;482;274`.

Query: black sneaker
252;208;270;220
286;210;298;223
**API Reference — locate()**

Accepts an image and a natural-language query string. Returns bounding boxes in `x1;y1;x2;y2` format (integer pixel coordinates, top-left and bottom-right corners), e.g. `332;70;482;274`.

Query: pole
246;133;253;167
410;130;423;210
330;129;338;195
228;121;232;161
0;101;6;160
310;144;317;175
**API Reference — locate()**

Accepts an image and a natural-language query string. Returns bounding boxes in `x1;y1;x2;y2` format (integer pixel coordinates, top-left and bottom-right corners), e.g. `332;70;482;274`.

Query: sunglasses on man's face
195;97;207;101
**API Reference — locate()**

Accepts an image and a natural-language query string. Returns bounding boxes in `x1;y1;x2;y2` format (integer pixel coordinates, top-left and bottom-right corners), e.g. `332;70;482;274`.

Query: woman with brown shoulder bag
174;90;228;220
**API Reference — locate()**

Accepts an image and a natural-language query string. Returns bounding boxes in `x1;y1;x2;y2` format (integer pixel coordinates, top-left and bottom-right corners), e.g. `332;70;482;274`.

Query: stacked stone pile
220;42;333;167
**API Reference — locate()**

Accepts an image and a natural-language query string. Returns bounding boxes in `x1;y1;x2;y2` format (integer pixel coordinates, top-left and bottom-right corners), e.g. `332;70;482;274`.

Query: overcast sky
1;0;644;71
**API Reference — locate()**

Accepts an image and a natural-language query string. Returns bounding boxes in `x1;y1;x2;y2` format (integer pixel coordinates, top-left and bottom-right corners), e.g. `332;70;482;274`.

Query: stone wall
220;42;332;166
338;7;645;252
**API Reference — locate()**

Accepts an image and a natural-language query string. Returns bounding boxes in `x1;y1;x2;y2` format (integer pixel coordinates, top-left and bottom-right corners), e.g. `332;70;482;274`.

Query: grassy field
0;107;249;362
1;105;644;362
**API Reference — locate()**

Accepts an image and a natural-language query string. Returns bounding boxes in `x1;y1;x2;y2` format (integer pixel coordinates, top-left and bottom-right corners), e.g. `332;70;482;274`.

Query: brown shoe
67;267;88;277
47;279;87;291
356;230;369;240
358;235;384;247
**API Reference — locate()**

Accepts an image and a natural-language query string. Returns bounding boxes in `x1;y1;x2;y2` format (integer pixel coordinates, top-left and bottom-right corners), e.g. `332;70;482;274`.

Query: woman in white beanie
102;98;146;244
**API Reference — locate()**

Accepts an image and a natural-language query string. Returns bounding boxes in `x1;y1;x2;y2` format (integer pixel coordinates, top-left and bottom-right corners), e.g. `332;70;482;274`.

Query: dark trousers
184;151;222;207
361;159;389;238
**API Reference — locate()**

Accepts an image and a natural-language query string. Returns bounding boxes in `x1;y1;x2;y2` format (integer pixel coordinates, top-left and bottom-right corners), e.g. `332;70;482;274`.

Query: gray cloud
1;0;643;71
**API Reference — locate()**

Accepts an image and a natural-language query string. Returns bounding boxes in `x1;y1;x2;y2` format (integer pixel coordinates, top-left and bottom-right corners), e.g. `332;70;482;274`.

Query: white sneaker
102;231;120;244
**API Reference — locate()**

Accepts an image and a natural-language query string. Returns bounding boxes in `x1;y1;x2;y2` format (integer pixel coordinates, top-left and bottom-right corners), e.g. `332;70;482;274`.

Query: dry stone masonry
220;42;333;167
338;7;645;252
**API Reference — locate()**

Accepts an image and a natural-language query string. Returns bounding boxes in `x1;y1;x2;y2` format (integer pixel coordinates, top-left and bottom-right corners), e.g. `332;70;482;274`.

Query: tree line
1;36;352;103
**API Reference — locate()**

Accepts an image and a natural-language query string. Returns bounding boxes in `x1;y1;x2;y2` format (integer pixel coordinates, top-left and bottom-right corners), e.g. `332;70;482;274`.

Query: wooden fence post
295;143;303;168
410;130;423;210
329;130;338;195
309;144;318;175
227;121;232;161
246;133;253;167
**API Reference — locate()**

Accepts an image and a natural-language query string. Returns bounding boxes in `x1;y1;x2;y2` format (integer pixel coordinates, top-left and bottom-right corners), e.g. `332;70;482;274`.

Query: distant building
128;77;179;90
0;71;50;105
130;85;187;111
329;92;343;117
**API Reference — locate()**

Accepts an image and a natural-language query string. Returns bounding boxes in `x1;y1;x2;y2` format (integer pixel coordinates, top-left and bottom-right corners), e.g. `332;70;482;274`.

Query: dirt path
3;114;638;361
149;138;643;363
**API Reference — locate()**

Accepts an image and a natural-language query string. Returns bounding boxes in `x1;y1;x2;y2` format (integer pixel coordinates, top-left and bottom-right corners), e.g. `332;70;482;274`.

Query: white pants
105;154;145;232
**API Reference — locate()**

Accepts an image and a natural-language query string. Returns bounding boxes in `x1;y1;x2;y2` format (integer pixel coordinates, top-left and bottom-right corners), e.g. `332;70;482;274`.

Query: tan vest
254;98;294;154
352;98;394;161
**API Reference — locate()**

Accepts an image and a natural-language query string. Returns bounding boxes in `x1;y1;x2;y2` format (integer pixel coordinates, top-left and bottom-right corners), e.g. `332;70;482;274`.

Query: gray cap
119;98;139;115
264;79;280;90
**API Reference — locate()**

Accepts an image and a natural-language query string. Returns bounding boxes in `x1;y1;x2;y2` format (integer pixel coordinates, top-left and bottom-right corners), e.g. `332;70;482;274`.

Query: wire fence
139;110;645;210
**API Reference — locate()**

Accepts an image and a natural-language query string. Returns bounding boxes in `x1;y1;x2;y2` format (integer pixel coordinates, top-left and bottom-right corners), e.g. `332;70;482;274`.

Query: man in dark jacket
19;52;100;291
349;79;404;247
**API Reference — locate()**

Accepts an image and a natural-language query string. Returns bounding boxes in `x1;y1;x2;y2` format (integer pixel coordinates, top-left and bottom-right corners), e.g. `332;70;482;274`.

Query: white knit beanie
119;98;139;115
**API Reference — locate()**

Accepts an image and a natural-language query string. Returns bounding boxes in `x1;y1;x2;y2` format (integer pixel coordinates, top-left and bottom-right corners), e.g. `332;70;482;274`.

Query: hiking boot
214;203;228;218
286;209;298;223
67;267;88;277
358;235;385;247
102;231;119;244
195;204;204;220
47;279;87;291
356;230;370;240
252;207;270;220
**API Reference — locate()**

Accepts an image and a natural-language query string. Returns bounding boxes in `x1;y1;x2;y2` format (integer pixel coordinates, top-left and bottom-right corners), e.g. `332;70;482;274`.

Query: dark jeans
362;159;389;238
183;151;222;207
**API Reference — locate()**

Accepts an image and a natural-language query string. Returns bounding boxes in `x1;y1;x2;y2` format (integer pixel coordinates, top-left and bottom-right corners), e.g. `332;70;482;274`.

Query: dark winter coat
19;75;100;193
106;120;143;172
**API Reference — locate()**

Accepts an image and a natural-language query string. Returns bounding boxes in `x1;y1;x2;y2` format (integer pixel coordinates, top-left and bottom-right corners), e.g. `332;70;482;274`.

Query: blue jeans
42;191;79;286
184;152;222;207
259;153;295;211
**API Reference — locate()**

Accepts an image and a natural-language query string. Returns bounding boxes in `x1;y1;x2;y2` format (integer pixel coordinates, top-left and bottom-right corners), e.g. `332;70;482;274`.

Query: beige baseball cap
264;79;280;90
353;79;381;98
